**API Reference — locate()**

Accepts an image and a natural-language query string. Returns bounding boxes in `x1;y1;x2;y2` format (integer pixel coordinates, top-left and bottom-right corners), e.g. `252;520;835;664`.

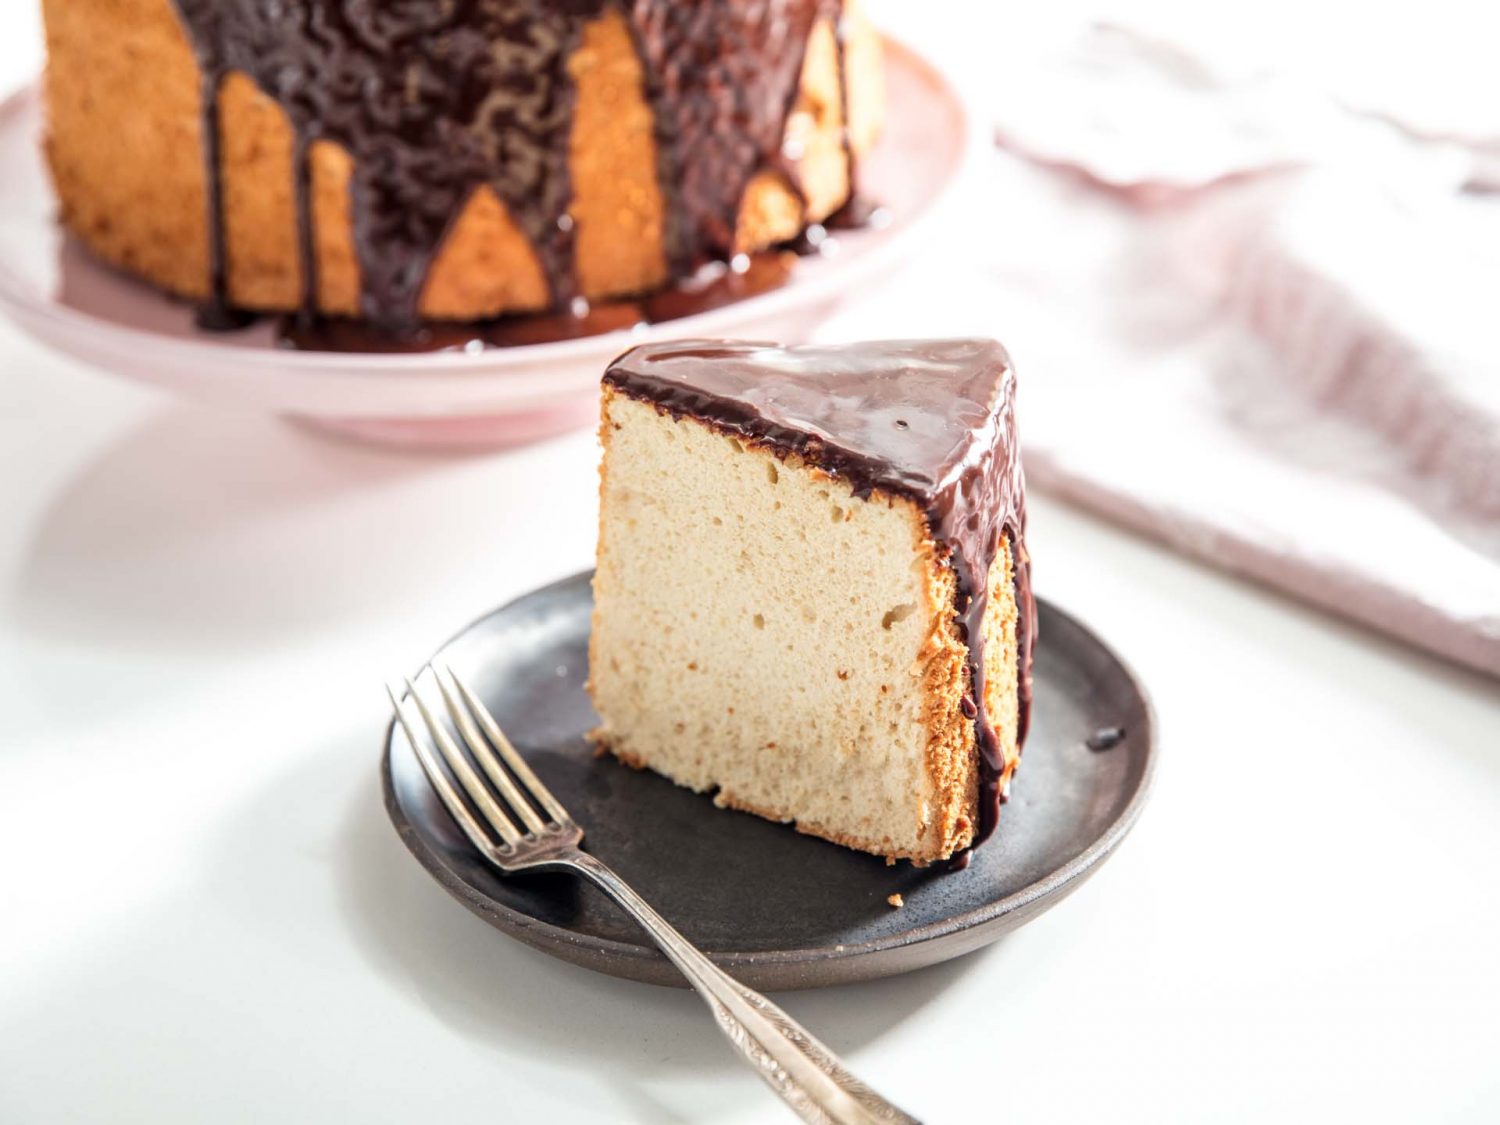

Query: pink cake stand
0;37;977;450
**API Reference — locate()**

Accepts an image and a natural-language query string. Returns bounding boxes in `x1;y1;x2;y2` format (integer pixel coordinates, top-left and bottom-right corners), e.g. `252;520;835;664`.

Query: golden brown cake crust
915;543;980;862
41;0;884;321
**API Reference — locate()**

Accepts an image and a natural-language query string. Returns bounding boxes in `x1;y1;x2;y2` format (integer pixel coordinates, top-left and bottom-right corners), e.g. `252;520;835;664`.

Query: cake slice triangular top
592;339;1033;863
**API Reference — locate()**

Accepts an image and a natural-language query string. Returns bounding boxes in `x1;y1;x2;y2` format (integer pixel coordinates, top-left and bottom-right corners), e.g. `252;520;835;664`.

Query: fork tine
431;666;547;835
443;663;572;825
387;684;510;856
403;676;522;846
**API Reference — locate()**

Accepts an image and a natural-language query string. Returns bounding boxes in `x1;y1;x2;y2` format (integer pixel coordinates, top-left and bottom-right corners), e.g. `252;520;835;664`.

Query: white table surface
2;6;1498;1123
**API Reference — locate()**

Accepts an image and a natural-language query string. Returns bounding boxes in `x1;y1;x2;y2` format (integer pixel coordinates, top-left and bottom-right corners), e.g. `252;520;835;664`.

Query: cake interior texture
590;340;1033;864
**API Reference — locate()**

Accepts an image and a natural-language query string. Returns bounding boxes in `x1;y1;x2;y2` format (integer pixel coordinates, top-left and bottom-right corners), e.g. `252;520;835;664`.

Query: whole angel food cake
40;0;884;330
590;339;1035;864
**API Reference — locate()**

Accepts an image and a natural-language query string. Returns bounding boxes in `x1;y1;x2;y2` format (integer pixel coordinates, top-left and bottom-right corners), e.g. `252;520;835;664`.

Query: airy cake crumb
590;339;1030;864
887;893;904;909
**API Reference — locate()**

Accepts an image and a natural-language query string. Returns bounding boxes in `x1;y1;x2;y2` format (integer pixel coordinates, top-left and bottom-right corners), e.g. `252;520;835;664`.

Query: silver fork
388;664;921;1125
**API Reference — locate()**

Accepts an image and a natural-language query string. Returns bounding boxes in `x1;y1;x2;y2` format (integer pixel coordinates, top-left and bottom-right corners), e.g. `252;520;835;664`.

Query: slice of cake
590;339;1034;864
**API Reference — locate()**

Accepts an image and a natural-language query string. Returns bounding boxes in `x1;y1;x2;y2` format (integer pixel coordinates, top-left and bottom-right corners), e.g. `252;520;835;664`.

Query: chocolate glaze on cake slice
592;339;1033;863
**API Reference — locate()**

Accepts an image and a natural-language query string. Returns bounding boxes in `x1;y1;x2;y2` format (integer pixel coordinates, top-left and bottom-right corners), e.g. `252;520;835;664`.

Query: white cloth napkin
978;26;1500;676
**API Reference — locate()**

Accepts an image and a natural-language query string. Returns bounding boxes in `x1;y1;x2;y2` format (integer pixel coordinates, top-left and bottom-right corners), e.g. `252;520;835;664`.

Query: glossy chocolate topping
632;2;826;268
603;338;1035;851
171;0;854;331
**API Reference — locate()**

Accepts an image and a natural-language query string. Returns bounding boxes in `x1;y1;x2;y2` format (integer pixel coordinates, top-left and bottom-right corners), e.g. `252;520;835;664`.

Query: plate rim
0;33;983;385
381;570;1158;987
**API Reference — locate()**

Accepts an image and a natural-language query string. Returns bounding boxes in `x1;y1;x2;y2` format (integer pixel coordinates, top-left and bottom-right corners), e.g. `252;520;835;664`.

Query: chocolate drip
192;67;252;332
173;0;594;327
774;1;879;247
800;7;886;243
630;0;824;268
602;339;1036;853
170;0;860;331
291;133;318;323
832;5;859;210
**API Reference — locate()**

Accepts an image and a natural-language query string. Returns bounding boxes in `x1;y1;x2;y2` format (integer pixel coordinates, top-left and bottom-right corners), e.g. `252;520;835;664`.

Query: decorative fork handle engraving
569;852;921;1125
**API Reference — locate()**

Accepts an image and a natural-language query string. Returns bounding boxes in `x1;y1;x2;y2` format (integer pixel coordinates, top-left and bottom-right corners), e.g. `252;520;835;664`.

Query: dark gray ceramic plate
382;570;1155;990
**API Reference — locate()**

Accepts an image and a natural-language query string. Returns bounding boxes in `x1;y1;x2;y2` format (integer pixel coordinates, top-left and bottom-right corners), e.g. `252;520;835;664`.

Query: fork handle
566;851;921;1125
